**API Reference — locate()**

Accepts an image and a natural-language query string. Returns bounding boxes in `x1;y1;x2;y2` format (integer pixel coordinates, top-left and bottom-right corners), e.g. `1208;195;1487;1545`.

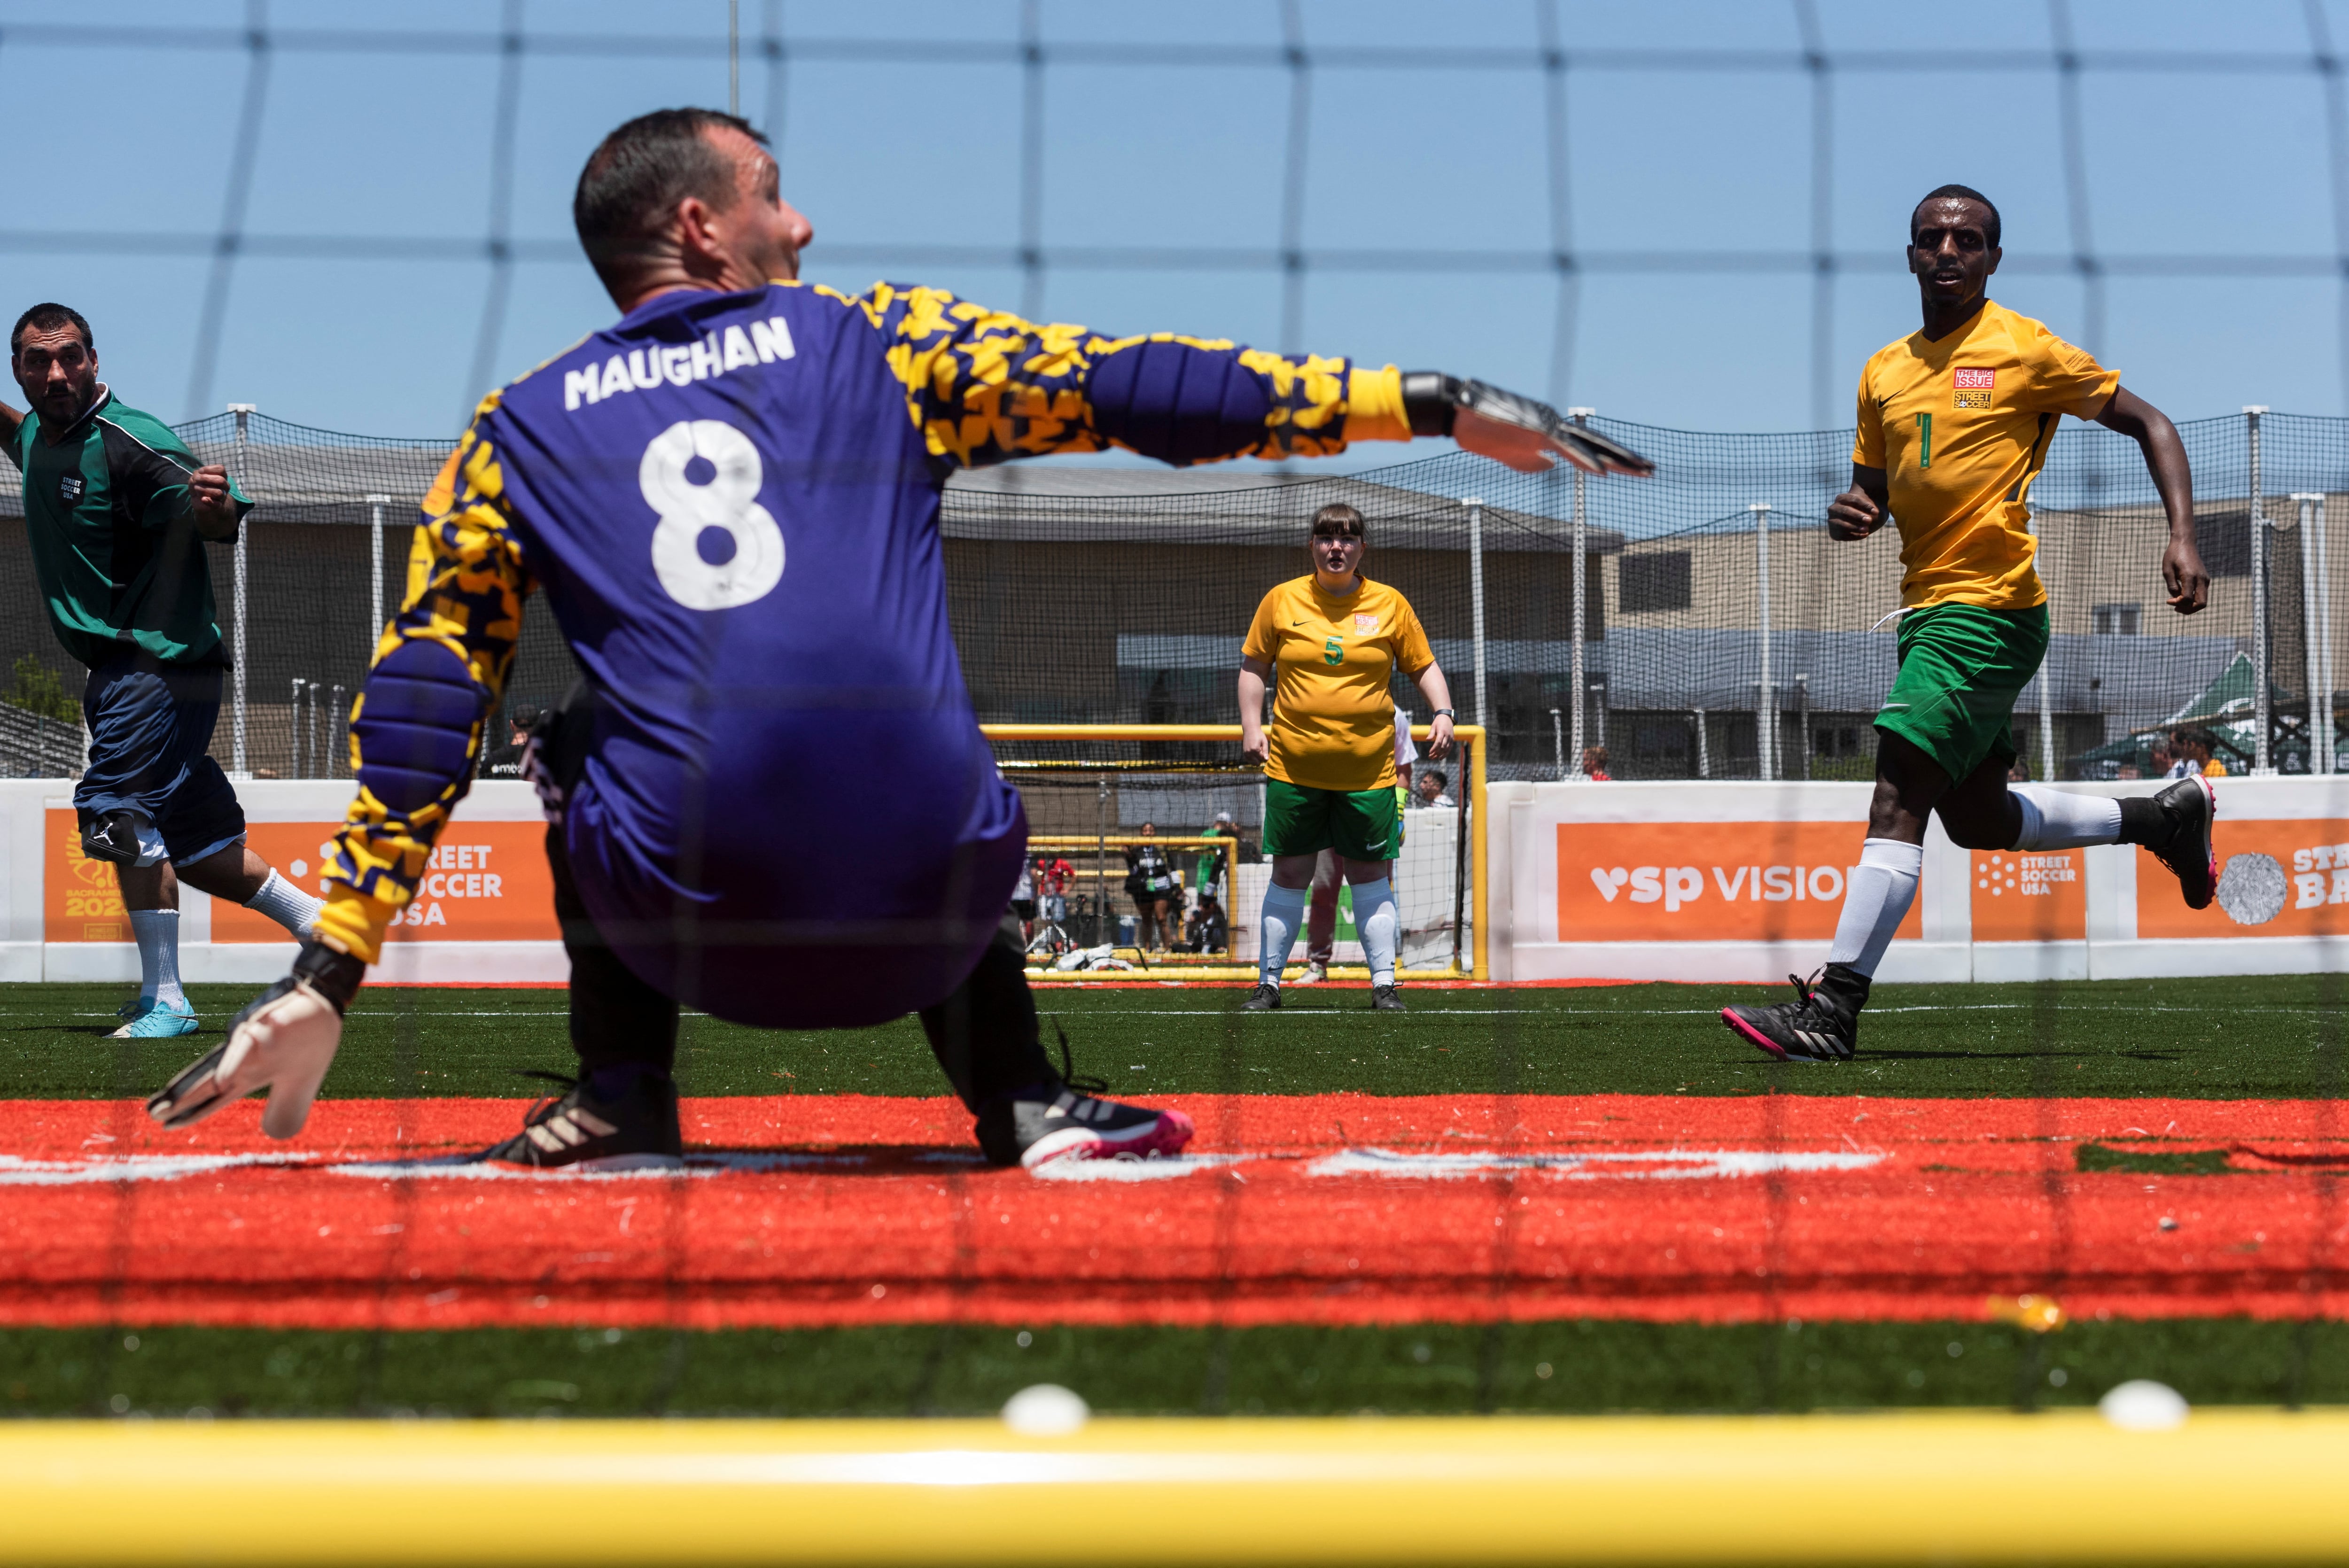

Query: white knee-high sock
1353;877;1400;988
1258;882;1308;986
2009;784;2123;851
1826;838;1923;978
245;869;326;938
128;908;185;1009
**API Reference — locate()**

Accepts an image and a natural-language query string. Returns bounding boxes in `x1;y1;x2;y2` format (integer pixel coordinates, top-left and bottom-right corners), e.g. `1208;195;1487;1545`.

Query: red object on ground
1;1094;2341;1331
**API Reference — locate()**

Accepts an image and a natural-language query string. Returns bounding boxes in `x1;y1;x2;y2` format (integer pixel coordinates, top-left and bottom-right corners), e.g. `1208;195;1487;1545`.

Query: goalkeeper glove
1401;372;1654;477
146;941;366;1139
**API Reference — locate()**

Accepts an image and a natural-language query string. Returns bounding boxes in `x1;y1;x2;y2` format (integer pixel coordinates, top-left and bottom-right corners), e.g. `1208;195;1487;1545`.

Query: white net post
1465;496;1487;736
1549;707;1564;778
367;494;391;659
1751;503;1774;781
2248;406;2272;773
227;402;255;778
1694;707;1710;778
2032;508;2054;780
2297;494;2329;774
1568;407;1595;779
2321;495;2336;773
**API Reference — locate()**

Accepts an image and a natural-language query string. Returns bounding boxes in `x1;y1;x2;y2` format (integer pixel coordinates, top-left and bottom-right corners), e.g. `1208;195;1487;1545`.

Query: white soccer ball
1001;1383;1089;1437
2099;1379;2188;1431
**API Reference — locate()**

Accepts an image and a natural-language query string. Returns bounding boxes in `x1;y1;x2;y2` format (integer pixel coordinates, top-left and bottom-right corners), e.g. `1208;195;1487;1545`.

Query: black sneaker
1241;983;1282;1011
975;1085;1196;1170
1370;985;1406;1012
1719;965;1867;1063
2135;775;2218;910
478;1070;684;1170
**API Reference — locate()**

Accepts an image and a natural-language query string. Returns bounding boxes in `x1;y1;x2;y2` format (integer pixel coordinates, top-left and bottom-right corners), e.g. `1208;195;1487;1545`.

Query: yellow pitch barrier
3;1411;2347;1565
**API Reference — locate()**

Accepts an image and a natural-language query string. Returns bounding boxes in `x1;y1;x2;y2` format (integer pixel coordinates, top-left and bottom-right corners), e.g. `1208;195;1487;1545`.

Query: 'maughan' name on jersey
564;316;797;411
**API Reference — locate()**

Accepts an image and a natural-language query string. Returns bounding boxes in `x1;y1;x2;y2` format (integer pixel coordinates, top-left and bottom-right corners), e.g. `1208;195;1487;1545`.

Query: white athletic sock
2009;784;2124;851
244;868;326;938
128;908;185;1009
1353;877;1400;988
1258;882;1308;986
1825;838;1922;978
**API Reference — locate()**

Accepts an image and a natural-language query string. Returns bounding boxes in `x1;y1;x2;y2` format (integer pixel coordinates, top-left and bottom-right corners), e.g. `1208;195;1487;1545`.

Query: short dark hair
574;108;769;289
1420;768;1447;791
1911;184;2000;248
10;303;92;357
1309;503;1366;540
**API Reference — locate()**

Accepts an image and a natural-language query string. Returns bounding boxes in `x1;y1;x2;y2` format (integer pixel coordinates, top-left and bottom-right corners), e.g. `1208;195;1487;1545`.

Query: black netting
0;410;2341;786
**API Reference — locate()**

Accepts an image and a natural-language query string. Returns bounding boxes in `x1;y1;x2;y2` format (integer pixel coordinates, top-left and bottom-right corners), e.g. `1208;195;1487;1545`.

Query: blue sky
6;0;2349;469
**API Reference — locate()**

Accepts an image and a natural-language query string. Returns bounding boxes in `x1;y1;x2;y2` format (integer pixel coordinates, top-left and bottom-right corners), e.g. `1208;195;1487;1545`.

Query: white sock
1353;877;1400;987
2010;784;2123;851
128;908;185;1009
1258;882;1308;986
1825;838;1922;978
244;868;326;938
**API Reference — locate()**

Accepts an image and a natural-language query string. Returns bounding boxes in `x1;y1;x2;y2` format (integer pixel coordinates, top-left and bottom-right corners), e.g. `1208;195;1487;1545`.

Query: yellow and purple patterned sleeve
311;396;530;964
820;282;1411;470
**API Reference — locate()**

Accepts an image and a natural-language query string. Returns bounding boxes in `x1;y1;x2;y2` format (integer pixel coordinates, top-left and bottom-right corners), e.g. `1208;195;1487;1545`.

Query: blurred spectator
1184;888;1229;954
1037;855;1073;928
1010;856;1036;941
1412;768;1455;808
1196;810;1237;908
2148;735;2175;777
2171;726;2228;778
2007;757;2031;783
482;706;542;779
2116;762;2141;780
1123;823;1180;952
1580;745;1611;780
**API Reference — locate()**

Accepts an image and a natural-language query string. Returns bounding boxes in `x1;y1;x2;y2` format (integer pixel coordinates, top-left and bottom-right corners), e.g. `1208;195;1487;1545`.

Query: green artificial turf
1;973;2342;1102
6;1317;2345;1419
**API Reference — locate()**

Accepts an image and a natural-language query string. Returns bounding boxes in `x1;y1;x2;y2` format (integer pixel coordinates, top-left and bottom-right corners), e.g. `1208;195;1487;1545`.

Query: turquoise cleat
112;995;200;1040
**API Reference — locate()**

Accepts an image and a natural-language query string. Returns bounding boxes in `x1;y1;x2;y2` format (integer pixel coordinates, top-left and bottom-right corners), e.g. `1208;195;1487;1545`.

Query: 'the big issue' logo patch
1953;366;1995;410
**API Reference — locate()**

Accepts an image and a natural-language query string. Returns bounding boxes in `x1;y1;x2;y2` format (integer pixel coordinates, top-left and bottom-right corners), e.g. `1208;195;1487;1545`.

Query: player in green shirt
3;303;324;1037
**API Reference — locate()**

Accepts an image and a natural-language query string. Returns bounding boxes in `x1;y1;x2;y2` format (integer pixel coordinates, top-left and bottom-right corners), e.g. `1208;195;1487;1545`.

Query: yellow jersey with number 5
1243;574;1433;792
1853;300;2118;611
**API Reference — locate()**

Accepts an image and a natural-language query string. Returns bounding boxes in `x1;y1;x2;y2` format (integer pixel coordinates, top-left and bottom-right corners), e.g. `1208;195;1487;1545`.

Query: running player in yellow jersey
1238;503;1453;1013
1724;184;2218;1064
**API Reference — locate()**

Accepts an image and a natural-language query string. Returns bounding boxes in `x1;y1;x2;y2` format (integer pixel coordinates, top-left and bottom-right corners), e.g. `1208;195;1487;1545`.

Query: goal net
988;726;1482;980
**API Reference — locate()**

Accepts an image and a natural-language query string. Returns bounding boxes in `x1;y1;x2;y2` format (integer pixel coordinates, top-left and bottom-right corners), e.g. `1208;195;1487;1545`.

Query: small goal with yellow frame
984;723;1486;982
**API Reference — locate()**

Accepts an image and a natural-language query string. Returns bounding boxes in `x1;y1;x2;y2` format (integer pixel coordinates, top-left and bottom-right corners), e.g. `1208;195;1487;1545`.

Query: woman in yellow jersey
1237;503;1453;1012
1722;184;2217;1066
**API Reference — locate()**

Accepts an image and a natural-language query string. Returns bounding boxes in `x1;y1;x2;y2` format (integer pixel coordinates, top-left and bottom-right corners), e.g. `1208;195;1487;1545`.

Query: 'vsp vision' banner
1556;822;1923;942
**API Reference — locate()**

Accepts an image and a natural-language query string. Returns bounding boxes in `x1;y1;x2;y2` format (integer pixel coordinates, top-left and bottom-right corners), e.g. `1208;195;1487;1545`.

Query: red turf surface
2;1094;2342;1330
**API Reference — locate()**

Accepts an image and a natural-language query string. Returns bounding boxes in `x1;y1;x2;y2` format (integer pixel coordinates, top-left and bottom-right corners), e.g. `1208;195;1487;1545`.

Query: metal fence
0;407;2341;784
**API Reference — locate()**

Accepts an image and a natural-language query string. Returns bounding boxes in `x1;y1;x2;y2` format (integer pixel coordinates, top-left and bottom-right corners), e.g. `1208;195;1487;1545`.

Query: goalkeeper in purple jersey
146;109;1649;1171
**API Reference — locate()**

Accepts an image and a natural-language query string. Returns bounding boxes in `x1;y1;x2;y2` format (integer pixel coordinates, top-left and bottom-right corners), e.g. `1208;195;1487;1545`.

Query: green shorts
1262;778;1401;862
1875;603;2049;782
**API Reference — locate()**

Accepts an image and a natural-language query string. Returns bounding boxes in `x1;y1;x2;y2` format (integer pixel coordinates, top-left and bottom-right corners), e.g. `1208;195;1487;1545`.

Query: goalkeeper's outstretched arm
843;284;1653;477
146;403;527;1141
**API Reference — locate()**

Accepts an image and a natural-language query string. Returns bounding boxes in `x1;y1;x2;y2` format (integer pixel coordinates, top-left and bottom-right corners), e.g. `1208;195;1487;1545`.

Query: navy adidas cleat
1719;965;1867;1064
1240;983;1281;1011
478;1070;684;1171
977;1085;1196;1171
1369;985;1407;1012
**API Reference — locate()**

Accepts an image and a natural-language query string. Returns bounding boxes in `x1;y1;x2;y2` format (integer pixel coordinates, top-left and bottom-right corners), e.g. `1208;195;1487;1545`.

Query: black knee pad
77;807;146;867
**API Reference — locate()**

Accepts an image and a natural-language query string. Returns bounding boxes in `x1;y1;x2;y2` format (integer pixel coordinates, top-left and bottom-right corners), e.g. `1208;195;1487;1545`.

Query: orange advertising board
213;821;559;944
44;809;130;943
2136;819;2349;939
1971;849;2085;941
1556;822;1922;942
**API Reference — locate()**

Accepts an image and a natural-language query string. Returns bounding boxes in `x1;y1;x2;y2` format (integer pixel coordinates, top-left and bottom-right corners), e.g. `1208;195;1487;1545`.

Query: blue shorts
76;661;246;867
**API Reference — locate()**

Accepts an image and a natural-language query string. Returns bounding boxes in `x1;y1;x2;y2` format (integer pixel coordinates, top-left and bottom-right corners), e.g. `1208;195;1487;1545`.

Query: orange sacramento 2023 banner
2137;818;2349;939
1556;821;1923;942
212;821;559;943
43;809;130;942
1970;847;2086;942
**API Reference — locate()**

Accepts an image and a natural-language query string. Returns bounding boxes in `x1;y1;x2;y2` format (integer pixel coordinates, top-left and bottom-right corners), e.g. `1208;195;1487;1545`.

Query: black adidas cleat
1241;983;1281;1011
1370;985;1407;1012
2136;775;2218;911
478;1070;684;1171
1719;965;1867;1064
976;1085;1195;1170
